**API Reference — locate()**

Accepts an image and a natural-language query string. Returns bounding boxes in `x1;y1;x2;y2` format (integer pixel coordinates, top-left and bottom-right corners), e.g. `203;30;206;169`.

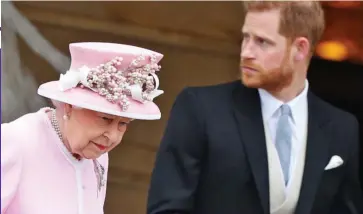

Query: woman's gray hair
51;99;82;110
51;100;62;109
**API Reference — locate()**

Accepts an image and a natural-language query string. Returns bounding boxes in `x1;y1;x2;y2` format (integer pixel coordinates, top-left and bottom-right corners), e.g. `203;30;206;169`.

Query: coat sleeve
147;88;206;214
330;117;363;214
1;124;24;213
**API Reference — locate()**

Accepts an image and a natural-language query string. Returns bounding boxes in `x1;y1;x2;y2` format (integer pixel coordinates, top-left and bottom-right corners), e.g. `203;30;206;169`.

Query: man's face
240;9;294;91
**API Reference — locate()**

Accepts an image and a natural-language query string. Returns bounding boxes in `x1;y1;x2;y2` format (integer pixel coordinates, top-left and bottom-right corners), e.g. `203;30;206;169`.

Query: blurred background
1;1;362;213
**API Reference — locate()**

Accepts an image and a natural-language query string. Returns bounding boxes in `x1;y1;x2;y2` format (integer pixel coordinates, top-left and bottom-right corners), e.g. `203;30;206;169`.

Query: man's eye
256;38;267;46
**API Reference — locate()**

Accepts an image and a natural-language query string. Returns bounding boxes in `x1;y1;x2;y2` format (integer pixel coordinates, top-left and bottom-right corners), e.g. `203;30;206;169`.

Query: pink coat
1;108;109;214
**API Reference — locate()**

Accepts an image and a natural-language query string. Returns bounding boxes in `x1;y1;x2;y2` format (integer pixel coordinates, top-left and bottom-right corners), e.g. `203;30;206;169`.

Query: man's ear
293;37;310;62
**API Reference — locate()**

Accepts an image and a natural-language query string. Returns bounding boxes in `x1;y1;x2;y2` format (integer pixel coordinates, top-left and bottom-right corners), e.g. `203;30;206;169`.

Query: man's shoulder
180;80;241;98
311;93;358;126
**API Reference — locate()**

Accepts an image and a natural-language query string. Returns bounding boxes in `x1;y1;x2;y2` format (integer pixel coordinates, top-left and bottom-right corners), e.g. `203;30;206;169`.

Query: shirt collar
258;79;309;124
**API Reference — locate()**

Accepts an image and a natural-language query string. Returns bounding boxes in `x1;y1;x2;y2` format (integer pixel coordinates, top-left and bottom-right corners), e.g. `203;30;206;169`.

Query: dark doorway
308;57;363;190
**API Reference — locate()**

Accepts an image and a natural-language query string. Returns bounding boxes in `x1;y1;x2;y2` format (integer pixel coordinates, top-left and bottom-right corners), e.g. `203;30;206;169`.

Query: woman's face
62;105;132;159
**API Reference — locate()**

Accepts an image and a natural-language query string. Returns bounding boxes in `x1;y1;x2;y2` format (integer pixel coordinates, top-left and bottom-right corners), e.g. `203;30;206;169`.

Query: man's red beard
240;48;294;91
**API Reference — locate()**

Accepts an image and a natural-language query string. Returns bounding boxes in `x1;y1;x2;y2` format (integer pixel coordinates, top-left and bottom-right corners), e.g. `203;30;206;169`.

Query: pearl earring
63;115;69;120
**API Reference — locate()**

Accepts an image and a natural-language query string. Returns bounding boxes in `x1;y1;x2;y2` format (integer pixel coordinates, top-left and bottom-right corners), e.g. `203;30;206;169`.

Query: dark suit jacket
147;81;363;214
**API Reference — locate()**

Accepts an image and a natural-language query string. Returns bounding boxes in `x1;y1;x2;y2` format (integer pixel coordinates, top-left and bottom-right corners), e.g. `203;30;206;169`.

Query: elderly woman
1;42;164;214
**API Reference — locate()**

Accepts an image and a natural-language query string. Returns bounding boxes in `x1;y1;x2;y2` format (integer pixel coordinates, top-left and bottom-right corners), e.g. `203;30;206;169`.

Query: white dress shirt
258;80;309;185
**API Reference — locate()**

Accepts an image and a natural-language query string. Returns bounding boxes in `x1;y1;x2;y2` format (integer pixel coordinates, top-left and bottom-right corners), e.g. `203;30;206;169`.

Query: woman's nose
104;129;124;144
105;123;126;143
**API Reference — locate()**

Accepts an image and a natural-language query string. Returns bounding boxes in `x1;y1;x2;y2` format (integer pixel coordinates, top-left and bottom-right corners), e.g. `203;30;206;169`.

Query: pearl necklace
50;108;64;142
46;107;80;160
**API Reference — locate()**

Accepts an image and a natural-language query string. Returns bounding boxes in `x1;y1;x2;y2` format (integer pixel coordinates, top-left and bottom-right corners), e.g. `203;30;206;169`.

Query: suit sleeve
1;124;23;213
331;117;363;214
147;88;206;214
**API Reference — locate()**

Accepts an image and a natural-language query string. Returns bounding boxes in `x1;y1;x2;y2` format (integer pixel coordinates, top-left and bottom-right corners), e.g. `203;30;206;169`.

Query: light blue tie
275;104;292;185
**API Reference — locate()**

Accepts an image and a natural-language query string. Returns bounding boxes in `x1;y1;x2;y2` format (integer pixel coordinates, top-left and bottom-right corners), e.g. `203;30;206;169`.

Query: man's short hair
243;1;325;55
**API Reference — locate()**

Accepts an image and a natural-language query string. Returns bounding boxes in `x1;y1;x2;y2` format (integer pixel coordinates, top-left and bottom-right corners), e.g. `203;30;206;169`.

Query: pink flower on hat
59;52;163;112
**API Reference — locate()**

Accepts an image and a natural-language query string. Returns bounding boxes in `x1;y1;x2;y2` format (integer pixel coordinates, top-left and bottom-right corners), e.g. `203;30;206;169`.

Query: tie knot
280;104;291;116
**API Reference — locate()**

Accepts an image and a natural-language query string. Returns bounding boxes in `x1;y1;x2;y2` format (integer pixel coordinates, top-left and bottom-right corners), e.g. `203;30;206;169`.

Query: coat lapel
295;91;332;214
232;83;269;214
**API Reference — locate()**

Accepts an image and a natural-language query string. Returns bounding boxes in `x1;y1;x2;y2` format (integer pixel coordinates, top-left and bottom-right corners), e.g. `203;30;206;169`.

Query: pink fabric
69;42;163;70
1;108;109;214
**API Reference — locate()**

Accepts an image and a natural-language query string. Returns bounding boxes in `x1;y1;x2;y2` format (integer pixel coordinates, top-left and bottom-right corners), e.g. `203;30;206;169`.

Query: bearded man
147;2;363;214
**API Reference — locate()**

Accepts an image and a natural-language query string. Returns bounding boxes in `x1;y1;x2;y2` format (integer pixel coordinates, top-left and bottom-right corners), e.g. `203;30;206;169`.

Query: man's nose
241;41;256;60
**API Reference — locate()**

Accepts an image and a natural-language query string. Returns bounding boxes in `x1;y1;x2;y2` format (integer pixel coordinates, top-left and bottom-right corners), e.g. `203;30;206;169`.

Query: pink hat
37;42;164;120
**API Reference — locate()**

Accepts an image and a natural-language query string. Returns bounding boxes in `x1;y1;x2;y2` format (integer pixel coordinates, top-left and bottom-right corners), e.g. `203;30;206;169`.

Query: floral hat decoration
38;42;164;120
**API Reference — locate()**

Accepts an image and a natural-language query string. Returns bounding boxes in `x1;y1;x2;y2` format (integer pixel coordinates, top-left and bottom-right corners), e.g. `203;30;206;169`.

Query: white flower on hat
59;65;91;91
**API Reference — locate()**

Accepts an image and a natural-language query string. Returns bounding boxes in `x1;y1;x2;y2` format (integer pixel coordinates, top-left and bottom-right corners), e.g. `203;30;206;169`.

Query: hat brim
37;81;161;120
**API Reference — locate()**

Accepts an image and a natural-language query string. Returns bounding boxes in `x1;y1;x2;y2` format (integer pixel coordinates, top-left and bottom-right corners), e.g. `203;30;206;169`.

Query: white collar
258;79;309;124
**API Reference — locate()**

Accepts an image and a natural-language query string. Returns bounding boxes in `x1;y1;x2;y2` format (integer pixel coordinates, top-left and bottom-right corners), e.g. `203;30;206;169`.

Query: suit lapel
295;91;332;214
232;83;269;214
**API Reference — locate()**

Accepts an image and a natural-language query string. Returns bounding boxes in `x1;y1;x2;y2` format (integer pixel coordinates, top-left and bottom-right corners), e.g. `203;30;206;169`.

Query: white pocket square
324;155;344;170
